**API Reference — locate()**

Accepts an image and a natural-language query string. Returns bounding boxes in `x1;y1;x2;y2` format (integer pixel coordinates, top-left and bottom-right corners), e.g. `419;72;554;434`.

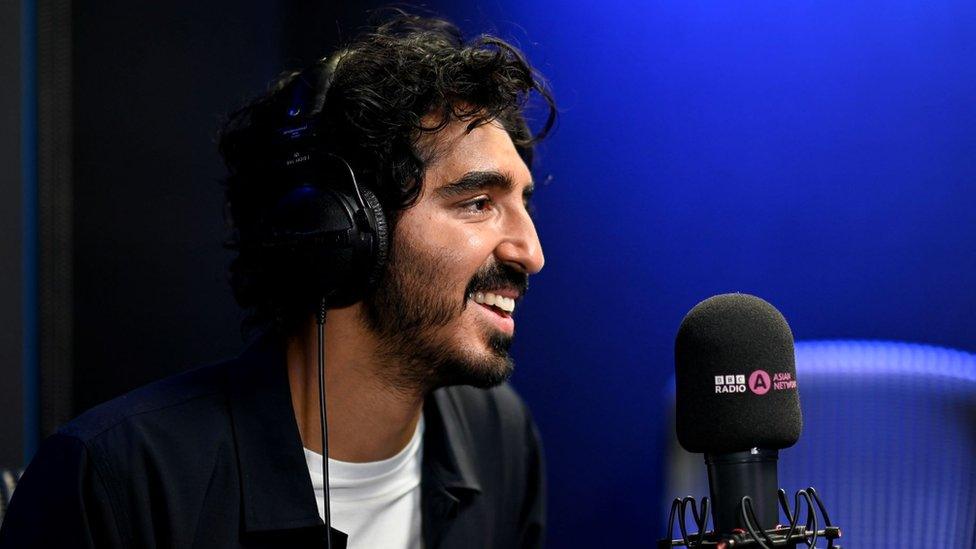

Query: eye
461;196;495;215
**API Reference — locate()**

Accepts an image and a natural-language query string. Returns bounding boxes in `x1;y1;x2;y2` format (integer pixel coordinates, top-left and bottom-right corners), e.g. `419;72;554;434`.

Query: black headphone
265;55;389;310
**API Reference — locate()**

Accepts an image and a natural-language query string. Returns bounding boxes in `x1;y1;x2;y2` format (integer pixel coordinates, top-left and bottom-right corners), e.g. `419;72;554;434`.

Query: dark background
1;0;24;475
4;1;975;546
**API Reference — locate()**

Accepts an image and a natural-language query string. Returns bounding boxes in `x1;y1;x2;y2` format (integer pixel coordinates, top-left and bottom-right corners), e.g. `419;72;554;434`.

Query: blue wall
438;2;976;545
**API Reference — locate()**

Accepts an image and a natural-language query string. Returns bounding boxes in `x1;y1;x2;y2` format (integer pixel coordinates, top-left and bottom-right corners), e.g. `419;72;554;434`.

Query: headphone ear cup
360;187;388;292
267;184;359;306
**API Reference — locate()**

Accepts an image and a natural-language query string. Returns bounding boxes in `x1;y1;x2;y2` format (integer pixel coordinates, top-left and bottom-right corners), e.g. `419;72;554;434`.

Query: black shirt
0;333;545;548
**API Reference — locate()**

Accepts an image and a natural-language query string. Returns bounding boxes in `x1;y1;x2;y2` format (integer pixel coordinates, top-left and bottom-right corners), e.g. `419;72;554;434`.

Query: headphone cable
316;298;332;549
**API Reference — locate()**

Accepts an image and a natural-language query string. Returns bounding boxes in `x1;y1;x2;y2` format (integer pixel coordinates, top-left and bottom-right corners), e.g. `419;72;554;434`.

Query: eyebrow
436;170;535;201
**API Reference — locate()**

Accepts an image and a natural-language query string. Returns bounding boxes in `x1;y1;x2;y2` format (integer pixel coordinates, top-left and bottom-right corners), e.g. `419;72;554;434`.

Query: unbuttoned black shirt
0;333;545;548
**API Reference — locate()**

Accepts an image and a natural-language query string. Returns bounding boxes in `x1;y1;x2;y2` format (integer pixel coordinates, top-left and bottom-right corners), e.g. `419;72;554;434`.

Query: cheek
459;231;499;273
422;223;493;267
397;235;468;287
395;207;498;283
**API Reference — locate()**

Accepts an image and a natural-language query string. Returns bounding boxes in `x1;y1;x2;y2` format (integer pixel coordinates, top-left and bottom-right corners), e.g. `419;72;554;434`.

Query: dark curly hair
218;10;557;336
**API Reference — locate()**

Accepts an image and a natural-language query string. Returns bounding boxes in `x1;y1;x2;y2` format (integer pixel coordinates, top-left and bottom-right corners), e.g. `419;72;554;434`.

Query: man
0;11;556;549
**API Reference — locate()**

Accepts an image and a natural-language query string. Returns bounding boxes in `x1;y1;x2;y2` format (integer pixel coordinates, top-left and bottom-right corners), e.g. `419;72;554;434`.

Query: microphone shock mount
658;487;842;548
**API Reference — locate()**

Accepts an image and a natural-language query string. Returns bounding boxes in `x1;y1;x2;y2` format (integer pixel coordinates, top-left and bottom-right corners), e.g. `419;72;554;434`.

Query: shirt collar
226;331;322;533
225;331;482;535
420;389;484;547
423;390;483;496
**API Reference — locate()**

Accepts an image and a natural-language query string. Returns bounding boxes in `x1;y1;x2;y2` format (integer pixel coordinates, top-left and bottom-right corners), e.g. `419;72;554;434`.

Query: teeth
470;291;516;313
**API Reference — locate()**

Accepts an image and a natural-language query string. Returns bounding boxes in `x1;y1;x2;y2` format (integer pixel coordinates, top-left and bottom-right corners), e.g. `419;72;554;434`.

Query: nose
494;207;545;275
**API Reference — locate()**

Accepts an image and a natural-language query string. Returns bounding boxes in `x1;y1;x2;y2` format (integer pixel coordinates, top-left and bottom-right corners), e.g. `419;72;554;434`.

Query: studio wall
1;0;24;469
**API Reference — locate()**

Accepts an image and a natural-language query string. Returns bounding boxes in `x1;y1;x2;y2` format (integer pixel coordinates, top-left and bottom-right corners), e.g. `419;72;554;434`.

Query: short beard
360;236;523;395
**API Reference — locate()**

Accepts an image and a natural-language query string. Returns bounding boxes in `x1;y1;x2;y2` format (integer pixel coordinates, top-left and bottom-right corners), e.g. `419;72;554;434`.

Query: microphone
662;293;842;548
676;292;800;532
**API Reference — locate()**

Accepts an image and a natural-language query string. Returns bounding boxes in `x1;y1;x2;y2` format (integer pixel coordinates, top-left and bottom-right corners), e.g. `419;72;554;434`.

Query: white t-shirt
304;415;425;549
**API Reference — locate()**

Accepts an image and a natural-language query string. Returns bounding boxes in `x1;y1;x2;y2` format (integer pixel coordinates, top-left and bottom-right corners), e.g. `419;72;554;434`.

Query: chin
430;331;515;389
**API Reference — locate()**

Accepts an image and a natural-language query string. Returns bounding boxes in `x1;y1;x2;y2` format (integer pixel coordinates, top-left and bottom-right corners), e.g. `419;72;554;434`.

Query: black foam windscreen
675;293;802;453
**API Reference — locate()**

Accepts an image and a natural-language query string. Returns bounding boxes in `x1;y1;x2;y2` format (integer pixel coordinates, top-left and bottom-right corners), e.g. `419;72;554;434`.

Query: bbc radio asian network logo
714;370;797;395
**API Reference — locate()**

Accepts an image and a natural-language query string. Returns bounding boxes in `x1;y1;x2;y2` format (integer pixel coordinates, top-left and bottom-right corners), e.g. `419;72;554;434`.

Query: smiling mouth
468;291;516;316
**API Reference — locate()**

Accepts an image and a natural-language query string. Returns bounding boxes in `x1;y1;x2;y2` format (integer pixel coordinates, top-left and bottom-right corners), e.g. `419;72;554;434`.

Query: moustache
464;262;529;301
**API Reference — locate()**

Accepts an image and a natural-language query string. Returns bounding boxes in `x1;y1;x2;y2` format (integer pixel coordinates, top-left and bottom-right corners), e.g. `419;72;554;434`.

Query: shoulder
60;359;230;442
3;361;241;547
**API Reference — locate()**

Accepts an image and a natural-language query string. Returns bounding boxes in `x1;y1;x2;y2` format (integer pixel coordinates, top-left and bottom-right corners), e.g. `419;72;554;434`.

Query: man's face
362;117;544;391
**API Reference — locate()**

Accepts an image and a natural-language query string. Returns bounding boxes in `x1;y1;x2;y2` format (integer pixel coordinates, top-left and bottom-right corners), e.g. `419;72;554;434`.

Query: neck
286;306;424;463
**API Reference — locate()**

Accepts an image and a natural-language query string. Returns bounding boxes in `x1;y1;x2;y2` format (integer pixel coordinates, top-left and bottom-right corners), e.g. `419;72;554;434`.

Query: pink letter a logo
748;370;771;395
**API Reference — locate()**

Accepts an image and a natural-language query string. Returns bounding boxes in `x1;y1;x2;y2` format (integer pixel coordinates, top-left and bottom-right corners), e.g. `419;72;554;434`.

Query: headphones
265;55;389;310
